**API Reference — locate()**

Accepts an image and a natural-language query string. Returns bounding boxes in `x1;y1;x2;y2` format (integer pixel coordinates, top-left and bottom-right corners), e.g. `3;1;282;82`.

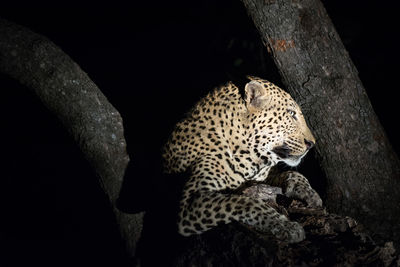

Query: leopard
162;76;322;243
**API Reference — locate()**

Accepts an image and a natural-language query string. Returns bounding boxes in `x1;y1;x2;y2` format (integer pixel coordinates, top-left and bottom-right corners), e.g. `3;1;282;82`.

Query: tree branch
0;18;143;259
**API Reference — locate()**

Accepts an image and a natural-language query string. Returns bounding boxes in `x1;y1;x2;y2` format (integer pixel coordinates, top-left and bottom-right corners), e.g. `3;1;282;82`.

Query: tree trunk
0;18;143;260
241;0;400;242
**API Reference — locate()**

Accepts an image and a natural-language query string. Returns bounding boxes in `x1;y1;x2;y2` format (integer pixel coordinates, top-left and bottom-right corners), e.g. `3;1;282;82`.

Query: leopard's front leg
268;170;323;208
176;157;309;243
178;189;305;243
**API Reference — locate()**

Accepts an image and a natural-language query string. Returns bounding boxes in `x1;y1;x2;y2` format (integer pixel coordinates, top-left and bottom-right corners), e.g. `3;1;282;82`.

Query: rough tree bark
241;0;400;242
0;18;143;259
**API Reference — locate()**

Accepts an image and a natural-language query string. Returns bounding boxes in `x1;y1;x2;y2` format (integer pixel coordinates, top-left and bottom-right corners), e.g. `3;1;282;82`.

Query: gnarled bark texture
241;0;400;242
0;18;143;259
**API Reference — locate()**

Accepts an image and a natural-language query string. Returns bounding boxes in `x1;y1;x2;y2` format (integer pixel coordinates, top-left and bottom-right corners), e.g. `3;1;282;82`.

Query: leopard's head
245;76;315;167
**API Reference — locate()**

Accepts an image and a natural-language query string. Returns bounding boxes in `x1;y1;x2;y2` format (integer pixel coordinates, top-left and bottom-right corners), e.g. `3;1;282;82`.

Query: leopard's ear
245;80;271;112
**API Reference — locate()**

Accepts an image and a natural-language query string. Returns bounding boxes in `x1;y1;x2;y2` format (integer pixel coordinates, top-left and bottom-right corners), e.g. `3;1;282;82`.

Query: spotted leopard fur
162;76;322;243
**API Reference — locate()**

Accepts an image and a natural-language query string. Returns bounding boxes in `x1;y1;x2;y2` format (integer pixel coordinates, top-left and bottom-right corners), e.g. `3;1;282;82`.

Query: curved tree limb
0;18;143;259
240;0;400;242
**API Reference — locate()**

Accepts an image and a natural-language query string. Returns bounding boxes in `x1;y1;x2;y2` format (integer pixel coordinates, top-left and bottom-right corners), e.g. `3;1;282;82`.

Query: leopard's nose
304;139;315;150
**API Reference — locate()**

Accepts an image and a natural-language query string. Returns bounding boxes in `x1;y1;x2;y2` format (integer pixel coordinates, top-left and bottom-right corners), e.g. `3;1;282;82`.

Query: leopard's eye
287;109;297;120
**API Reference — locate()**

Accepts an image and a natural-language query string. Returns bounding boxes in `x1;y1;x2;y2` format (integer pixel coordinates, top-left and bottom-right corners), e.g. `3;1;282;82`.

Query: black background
1;0;399;266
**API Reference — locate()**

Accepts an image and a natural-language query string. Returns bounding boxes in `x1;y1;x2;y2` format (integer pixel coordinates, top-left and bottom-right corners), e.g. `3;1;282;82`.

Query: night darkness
1;1;399;266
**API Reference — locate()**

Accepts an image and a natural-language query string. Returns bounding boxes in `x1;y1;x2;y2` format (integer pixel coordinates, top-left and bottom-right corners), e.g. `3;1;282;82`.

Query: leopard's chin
282;155;303;167
272;143;309;167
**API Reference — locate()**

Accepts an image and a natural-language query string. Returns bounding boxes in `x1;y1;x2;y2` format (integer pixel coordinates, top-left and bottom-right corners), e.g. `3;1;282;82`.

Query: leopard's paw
287;184;323;208
305;188;323;208
271;220;306;243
